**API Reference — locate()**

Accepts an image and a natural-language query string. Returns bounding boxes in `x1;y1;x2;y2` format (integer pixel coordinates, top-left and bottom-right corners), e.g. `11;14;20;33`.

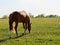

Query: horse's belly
18;19;26;23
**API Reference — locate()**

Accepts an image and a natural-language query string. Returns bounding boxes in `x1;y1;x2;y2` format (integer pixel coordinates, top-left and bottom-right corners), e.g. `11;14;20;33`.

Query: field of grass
0;18;60;45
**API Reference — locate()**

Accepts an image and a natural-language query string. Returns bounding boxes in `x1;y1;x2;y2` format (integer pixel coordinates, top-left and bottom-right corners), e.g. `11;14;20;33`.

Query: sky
0;0;60;18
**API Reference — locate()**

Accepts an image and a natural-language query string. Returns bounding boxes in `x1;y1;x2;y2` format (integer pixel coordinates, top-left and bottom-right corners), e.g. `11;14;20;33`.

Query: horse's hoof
16;34;18;37
22;33;26;35
29;32;30;33
9;37;12;39
22;33;24;35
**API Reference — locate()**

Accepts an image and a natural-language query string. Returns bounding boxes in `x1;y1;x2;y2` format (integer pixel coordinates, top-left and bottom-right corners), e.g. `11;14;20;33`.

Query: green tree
46;14;58;18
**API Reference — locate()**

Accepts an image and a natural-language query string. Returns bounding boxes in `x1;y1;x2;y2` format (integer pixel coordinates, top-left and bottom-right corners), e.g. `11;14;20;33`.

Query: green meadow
0;18;60;45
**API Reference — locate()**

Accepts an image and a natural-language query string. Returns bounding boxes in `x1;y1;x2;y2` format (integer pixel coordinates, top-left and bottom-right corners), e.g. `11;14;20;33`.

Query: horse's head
28;22;32;33
30;23;32;30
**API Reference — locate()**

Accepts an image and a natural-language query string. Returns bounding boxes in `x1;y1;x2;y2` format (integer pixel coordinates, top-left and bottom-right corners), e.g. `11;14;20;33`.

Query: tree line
29;13;60;18
1;13;60;19
35;14;59;18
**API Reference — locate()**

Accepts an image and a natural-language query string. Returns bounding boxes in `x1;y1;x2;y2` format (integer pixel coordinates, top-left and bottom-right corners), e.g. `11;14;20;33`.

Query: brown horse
9;11;31;38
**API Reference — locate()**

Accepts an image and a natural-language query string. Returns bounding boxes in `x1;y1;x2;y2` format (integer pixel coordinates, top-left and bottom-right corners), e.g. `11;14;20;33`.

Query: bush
2;15;8;19
35;14;45;18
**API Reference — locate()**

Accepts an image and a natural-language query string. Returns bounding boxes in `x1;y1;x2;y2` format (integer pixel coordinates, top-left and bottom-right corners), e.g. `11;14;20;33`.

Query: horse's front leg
22;23;27;34
15;22;18;37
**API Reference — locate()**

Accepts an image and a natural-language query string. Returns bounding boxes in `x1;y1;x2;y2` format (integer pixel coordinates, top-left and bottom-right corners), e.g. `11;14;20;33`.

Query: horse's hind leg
15;22;18;37
9;21;13;38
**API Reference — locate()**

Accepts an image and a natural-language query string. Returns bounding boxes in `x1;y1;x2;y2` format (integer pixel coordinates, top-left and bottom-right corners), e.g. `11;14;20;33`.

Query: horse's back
18;11;30;22
9;11;30;23
20;10;27;17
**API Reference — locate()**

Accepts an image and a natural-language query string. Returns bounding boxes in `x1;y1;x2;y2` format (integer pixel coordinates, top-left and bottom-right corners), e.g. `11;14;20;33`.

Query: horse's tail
28;19;31;33
9;14;15;33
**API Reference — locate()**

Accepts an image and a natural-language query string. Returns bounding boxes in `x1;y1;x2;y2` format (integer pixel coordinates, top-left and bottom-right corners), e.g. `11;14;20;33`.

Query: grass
0;18;60;45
